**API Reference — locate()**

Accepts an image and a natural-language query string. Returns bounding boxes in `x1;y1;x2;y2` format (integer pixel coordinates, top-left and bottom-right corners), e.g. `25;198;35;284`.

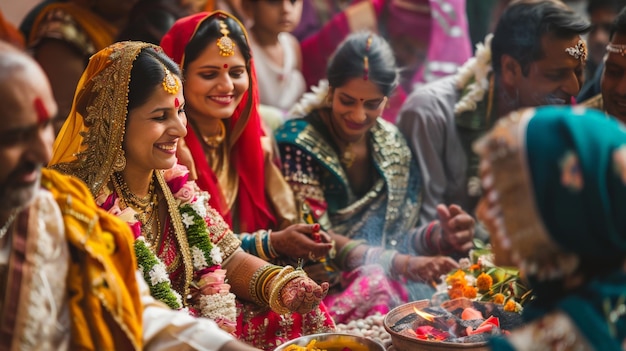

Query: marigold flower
446;269;467;285
476;272;493;292
493;293;505;304
504;299;518;312
449;287;464;300
463;286;478;299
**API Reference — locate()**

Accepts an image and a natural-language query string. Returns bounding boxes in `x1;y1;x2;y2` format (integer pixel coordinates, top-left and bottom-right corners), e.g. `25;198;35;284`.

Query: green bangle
334;239;366;269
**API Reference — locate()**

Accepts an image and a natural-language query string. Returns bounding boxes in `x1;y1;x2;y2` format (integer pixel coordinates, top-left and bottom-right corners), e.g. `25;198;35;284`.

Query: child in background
243;0;305;127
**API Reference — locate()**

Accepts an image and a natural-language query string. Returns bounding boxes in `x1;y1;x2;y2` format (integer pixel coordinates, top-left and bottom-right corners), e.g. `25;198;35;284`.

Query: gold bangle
217;232;242;260
268;268;307;314
249;265;273;305
267;266;296;314
255;265;281;305
267;229;279;259
255;231;269;261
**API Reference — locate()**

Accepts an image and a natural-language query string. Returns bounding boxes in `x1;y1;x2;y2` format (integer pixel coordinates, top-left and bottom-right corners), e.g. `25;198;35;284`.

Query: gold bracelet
256;265;281;305
260;268;280;305
249;265;274;306
267;229;279;259
255;231;269;261
268;268;307;314
217;232;242;260
267;266;296;314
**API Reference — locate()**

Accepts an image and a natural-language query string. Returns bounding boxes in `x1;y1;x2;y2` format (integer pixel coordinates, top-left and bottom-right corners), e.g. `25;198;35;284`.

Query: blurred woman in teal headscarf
475;106;626;350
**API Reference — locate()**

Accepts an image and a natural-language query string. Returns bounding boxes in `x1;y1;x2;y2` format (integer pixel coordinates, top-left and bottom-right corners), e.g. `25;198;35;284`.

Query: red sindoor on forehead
175;97;180;108
34;97;49;123
223;64;228;69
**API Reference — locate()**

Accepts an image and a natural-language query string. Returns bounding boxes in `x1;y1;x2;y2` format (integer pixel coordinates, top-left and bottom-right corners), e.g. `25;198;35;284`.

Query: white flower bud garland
454;34;494;116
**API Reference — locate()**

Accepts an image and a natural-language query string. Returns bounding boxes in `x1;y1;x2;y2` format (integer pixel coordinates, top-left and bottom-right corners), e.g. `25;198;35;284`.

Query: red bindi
174;97;180;108
34;97;49;123
223;64;228;69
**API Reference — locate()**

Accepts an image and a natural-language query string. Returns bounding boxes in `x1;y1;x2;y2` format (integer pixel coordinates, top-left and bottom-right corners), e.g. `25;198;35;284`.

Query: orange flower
493;293;505;304
504;299;518;312
446;269;467;285
470;264;481;271
476;272;493;292
463;286;478;299
449;287;464;300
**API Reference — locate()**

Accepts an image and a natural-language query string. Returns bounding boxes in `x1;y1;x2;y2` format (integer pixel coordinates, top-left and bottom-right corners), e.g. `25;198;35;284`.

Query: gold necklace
341;143;356;169
111;172;160;243
112;172;155;210
322;109;362;169
200;119;226;148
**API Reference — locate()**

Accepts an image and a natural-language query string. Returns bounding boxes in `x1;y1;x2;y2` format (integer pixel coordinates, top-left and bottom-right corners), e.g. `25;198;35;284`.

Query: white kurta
250;32;306;112
0;190;235;351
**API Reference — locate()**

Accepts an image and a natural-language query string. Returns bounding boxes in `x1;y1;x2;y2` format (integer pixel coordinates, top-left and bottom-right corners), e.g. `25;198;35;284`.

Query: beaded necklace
112;172;160;243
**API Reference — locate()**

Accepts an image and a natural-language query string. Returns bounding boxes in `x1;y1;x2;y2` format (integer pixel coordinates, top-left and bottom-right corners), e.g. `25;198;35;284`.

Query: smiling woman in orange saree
49;40;333;350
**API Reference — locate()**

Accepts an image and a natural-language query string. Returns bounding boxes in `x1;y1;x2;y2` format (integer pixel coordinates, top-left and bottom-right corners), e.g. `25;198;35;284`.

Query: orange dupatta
28;1;118;51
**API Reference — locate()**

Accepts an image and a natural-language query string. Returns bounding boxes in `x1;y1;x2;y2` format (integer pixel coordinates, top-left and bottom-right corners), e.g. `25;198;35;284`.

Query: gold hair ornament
161;63;180;95
607;43;626;56
565;39;587;62
363;35;373;80
216;20;235;57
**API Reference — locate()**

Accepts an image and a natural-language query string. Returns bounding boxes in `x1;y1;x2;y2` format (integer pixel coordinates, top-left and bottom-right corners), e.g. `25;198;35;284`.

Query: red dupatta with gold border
161;11;276;232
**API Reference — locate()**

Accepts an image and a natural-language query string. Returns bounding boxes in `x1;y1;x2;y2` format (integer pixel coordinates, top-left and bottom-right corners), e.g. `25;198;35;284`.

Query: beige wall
1;0;41;27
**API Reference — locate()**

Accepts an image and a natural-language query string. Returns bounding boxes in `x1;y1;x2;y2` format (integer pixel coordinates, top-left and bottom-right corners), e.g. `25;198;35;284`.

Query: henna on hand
280;277;329;314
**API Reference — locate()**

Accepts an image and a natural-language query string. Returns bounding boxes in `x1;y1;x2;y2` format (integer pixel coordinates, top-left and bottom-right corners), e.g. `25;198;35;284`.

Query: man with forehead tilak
0;40;147;350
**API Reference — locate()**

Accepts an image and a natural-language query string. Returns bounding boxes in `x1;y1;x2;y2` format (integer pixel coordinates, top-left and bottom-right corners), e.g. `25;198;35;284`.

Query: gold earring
325;94;332;107
113;153;126;171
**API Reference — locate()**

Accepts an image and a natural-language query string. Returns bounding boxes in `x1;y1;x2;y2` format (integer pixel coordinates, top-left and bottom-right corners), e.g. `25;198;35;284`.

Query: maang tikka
160;62;180;95
363;34;373;80
217;20;235;57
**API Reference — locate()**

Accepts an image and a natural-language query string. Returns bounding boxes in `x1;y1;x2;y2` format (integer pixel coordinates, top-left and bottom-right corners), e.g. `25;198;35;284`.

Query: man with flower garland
0;40;259;351
397;0;590;226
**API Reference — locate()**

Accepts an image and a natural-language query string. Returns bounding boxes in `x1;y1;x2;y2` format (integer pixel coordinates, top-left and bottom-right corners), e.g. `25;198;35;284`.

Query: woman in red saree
160;11;334;264
160;11;336;348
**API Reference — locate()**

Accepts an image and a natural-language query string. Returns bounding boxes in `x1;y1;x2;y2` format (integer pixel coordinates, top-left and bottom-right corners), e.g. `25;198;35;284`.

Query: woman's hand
437;204;475;253
279;276;329;314
400;255;459;283
271;224;333;260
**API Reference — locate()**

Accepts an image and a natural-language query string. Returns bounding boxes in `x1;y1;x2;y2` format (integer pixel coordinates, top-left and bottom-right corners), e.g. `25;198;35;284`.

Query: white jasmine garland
191;194;208;218
173;290;183;307
192;246;209;270
454;34;494;116
211;246;223;265
149;262;170;286
289;79;330;118
196;292;237;321
181;213;195;228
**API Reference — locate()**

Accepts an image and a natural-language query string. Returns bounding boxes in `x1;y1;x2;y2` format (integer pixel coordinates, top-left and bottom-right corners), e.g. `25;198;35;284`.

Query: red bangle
436;224;453;254
424;221;438;254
